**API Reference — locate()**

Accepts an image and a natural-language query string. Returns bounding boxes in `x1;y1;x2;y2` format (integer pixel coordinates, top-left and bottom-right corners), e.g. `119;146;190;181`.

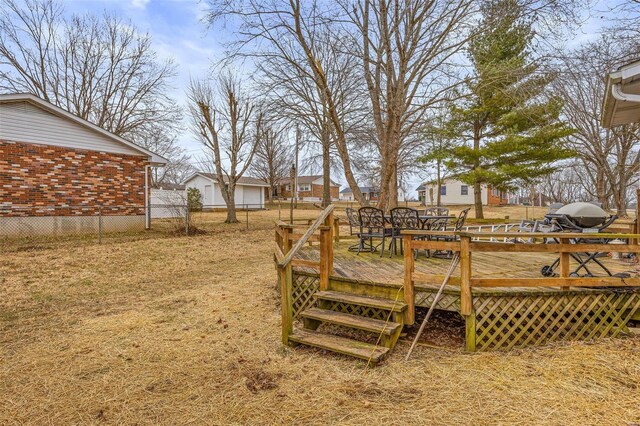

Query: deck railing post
333;217;340;243
280;263;293;345
282;226;292;254
559;237;570;290
460;235;473;316
403;233;415;325
319;225;332;291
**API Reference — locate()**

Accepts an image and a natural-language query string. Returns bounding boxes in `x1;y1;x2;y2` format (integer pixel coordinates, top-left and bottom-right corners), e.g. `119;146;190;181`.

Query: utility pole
289;164;296;224
294;125;300;208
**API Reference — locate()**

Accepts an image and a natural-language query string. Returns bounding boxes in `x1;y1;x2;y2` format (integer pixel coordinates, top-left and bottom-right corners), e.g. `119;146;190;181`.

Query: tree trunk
436;161;442;207
474;182;483;219
322;124;331;208
596;169;607;209
388;167;398;210
224;186;238;223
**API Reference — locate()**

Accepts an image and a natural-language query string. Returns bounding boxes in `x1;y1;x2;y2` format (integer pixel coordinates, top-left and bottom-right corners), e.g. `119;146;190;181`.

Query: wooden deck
295;241;640;295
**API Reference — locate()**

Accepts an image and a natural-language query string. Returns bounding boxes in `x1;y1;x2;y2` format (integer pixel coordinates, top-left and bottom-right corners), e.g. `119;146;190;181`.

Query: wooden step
315;290;407;312
289;329;390;363
301;307;401;336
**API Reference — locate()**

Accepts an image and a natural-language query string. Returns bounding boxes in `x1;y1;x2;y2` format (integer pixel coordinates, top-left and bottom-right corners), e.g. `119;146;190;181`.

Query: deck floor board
295;241;639;295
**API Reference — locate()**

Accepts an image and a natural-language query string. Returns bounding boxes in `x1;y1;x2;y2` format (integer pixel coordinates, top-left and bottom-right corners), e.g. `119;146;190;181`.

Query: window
299;184;311;192
285;185;291;191
461;185;468;196
440;186;447;196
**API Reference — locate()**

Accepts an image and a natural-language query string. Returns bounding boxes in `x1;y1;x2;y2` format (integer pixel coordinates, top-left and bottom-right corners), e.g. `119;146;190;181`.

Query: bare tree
205;0;367;206
188;74;263;223
343;0;474;210
249;123;292;203
555;38;640;215
0;0;179;140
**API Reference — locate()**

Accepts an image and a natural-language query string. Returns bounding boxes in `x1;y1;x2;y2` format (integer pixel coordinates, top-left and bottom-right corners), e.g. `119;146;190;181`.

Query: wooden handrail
402;230;640;239
277;204;335;268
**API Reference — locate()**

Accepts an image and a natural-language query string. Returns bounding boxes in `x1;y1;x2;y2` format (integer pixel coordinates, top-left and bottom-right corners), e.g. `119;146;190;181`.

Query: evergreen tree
443;0;574;218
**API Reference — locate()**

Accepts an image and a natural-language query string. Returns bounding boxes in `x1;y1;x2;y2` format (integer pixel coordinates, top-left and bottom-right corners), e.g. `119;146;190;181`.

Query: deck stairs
289;290;406;364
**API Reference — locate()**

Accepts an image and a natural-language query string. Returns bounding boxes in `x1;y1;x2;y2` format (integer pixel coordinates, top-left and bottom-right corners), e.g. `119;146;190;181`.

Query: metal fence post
246;204;249;230
98;206;103;244
185;205;190;236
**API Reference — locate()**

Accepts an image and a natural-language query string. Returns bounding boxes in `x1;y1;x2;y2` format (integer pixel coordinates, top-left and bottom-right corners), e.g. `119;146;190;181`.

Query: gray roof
341;186;377;194
185;172;269;187
154;183;186;191
415;184;426;191
280;175;340;186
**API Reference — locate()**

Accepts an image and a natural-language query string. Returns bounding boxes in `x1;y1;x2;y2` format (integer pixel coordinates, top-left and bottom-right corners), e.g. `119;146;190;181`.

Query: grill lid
553;202;608;228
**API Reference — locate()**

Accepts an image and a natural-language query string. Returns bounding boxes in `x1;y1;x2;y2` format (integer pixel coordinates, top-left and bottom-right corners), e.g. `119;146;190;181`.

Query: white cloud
131;0;150;10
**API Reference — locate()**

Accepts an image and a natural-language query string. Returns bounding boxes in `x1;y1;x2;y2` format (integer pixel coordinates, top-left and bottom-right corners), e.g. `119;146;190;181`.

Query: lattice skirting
415;291;460;312
291;272;320;319
472;291;640;351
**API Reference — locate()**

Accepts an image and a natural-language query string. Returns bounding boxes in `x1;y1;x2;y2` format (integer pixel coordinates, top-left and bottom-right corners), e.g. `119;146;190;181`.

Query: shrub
187;187;203;212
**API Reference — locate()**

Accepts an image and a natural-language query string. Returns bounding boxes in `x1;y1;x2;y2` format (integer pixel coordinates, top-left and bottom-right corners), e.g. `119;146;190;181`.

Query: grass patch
0;208;638;424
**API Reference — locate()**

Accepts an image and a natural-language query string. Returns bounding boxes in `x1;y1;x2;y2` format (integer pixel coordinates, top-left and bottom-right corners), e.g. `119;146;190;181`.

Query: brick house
0;93;167;235
276;175;340;201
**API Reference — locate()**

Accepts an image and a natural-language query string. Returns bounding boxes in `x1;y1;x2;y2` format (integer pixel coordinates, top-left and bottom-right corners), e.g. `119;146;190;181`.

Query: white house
417;178;509;206
183;172;269;209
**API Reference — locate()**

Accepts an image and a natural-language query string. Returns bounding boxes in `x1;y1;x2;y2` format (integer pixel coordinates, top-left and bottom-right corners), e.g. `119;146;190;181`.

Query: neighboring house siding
0;101;141;156
425;180;488;205
0;140;147;216
184;175;266;208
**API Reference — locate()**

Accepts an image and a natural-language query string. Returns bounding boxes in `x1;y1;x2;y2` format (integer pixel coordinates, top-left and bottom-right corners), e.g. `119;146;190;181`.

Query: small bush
187;187;203;212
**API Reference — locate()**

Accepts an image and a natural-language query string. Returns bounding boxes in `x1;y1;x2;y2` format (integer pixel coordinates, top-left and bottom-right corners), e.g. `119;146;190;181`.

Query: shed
182;173;268;209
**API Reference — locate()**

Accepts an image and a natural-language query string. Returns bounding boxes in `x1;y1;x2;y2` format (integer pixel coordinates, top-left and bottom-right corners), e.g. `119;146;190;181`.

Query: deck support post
560;238;570;290
319;211;334;291
460;235;473;316
403;234;415;325
465;310;476;352
280;263;293;345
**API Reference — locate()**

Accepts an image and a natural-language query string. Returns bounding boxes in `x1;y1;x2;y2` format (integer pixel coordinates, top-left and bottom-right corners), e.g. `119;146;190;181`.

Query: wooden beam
278;204;335;267
412;272;461;286
319;226;331;291
290;259;321;268
403;234;415;325
470;277;640;288
460;236;472;316
470;242;636;253
280;264;293;345
411;240;461;251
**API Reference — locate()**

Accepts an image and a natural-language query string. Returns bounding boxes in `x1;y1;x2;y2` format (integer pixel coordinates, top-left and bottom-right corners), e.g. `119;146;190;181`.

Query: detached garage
0;93;167;236
183;173;268;209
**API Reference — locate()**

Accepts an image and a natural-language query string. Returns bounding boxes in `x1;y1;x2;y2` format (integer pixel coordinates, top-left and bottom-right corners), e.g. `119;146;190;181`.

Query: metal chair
345;207;359;236
388;207;421;257
424;206;449;216
431;208;470;258
357;207;392;257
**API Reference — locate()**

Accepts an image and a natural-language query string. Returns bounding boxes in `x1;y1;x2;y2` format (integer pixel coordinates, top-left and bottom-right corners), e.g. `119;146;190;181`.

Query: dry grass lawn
1;207;639;425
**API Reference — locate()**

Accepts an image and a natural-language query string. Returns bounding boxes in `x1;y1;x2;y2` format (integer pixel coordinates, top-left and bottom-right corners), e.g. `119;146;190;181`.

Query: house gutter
611;83;640;103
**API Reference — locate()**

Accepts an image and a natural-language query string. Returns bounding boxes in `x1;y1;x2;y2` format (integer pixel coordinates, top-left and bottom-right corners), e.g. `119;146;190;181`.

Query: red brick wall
487;185;508;206
0;139;148;216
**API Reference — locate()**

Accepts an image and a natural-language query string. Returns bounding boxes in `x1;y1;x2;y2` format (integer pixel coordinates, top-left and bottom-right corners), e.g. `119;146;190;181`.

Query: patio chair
345;207;359;236
388;207;421;257
357;207;392;257
346;207;367;252
430;208;470;258
424;206;450;216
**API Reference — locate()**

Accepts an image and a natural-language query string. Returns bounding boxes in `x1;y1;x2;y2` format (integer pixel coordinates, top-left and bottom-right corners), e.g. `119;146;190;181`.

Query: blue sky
65;0;222;159
61;0;621;194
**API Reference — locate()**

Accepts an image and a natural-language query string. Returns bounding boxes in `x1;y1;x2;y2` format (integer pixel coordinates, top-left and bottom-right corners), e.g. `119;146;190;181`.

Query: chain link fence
0;203;272;252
